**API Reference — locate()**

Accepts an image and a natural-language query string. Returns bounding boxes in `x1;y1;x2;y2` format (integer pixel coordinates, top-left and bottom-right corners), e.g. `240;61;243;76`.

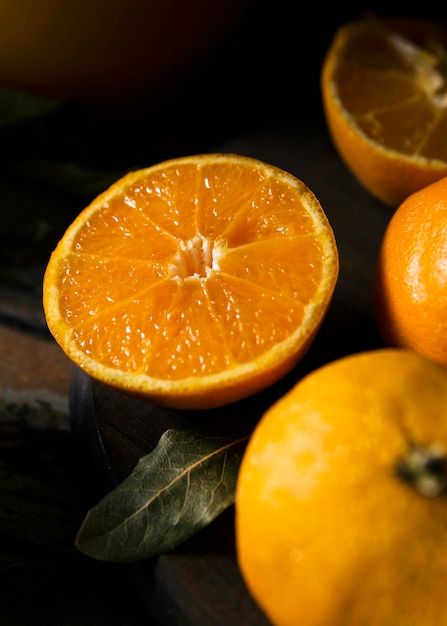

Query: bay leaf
75;429;249;562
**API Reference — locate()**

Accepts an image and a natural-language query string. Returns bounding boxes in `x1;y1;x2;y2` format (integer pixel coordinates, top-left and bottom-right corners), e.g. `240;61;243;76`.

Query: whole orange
374;175;447;366
235;348;447;626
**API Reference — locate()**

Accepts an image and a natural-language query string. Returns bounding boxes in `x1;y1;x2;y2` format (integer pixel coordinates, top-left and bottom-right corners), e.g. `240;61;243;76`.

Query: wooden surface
0;328;154;624
69;119;391;626
0;325;70;395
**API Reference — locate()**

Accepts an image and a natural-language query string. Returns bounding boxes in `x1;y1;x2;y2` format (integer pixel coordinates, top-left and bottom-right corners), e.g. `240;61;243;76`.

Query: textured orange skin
236;349;447;626
321;21;447;208
374;176;447;366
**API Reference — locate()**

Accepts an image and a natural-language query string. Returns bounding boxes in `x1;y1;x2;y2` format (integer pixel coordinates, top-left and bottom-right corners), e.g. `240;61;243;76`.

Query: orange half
322;16;447;207
43;154;338;409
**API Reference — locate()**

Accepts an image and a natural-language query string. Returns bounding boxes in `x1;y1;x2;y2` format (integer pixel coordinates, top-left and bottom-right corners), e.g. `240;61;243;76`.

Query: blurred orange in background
0;0;251;107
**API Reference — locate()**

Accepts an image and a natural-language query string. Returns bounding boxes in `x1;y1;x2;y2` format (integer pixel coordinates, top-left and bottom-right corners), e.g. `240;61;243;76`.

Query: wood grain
0;324;70;397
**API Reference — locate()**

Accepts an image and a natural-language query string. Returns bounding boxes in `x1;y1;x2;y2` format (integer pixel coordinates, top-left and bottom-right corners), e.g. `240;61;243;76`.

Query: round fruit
321;16;447;207
374;175;447;366
236;348;447;626
43;153;339;410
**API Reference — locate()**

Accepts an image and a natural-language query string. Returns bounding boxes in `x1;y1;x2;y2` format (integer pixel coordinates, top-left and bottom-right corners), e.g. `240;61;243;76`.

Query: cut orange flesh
43;154;339;409
322;17;447;207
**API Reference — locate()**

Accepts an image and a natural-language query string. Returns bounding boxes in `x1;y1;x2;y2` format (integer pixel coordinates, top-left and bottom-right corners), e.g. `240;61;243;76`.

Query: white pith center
171;234;221;281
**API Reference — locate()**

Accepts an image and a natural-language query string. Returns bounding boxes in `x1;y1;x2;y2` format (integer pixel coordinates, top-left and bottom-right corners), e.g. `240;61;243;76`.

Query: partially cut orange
321;16;447;207
43;154;338;410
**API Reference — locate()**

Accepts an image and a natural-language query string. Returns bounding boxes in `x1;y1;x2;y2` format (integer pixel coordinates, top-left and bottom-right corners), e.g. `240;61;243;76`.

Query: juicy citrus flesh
322;17;447;207
374;175;447;366
43;154;338;409
236;348;447;626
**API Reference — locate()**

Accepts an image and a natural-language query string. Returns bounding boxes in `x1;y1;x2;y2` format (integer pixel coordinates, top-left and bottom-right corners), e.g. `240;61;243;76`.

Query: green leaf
75;429;249;562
